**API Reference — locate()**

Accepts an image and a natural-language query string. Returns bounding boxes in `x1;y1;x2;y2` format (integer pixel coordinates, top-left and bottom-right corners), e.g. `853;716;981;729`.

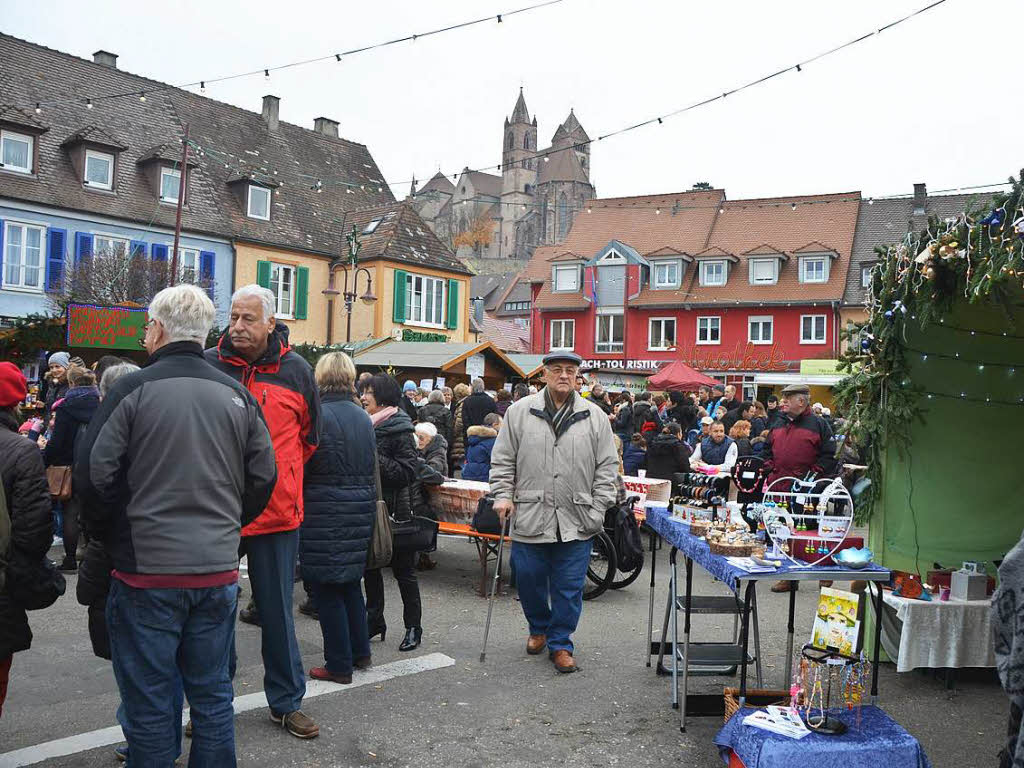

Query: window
697;316;721;345
404;273;445;327
648;318;676;350
699;260;726;286
247;185;271;220
93;234;129;259
653;260;681;289
801;314;827;344
362;218;383;235
748;315;773;345
504;301;530;312
552;264;580;292
0;130;33;174
861;265;873;289
2;222;45;290
550;319;575;351
269;263;295;318
749;259;777;285
800;256;827;283
83;150;113;190
160;167;181;203
178;248;200;283
595;313;623;353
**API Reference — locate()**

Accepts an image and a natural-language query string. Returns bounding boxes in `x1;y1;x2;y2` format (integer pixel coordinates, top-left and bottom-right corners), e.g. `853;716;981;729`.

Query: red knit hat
0;362;28;408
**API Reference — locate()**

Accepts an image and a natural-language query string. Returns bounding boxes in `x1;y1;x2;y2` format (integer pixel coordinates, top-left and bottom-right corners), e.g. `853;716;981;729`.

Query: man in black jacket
77;285;277;767
460;378;497;435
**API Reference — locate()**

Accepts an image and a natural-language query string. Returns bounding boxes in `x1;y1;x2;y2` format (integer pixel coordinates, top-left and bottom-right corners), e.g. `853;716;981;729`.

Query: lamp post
322;225;377;345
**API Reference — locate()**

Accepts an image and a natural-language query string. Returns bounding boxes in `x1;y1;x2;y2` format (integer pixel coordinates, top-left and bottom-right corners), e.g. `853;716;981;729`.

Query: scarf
369;405;399;428
543;387;576;436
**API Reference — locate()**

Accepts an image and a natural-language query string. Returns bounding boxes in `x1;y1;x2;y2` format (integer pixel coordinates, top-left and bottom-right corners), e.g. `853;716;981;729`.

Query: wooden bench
436;521;510;597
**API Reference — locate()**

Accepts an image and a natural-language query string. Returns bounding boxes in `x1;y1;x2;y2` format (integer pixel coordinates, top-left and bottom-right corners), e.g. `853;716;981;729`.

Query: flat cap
542;350;583;367
780;383;810;396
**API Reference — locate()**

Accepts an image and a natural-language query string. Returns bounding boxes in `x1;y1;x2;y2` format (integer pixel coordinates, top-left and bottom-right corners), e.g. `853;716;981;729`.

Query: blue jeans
510;538;594;653
310;580;371;677
107;579;238;768
245;529;306;714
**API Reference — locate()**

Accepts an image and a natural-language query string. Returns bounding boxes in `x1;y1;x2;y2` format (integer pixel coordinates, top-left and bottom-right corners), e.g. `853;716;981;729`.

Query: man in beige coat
490;351;619;673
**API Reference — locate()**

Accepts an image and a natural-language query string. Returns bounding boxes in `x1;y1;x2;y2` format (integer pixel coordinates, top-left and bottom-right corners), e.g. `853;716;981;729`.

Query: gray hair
471;377;485;394
428;389;445;404
414;421;437;439
99;362;140;397
149;284;215;344
231;284;275;321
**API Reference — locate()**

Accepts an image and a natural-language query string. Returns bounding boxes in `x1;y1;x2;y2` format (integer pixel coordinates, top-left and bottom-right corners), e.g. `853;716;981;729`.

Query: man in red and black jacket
762;383;837;592
206;284;321;740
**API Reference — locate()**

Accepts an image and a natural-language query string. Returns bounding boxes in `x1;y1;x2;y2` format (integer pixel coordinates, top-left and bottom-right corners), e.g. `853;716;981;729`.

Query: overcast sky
5;0;1018;202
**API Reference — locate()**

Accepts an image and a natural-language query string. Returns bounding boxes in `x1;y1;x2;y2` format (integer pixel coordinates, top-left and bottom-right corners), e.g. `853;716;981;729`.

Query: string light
34;103;41;114
139;92;146;102
264;69;270;80
200;81;205;93
86;98;93;109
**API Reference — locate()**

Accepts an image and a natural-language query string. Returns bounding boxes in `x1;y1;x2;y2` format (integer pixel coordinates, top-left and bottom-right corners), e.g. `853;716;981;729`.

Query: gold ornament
925;266;935;280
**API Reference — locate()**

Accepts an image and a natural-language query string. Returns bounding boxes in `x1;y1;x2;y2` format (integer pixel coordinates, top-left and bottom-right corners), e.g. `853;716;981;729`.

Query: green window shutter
294;266;309;320
445;278;459;330
393;269;407;323
256;260;271;288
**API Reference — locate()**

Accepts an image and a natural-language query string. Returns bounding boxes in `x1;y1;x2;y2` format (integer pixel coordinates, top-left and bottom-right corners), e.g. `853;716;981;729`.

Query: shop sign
66;303;147;350
800;358;842;376
581;359;663;371
682;343;787;372
465;353;485;379
403;329;448;343
593;372;648;394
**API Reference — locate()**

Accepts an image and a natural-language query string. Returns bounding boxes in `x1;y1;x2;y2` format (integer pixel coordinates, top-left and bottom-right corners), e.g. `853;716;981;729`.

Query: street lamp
322;225;377;344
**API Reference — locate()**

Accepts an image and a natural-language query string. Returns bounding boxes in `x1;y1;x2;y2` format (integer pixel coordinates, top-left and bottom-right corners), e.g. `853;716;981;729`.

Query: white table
873;585;995;673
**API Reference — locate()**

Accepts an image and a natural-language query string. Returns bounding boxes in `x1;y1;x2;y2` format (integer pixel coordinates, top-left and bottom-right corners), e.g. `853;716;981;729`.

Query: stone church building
409;89;596;264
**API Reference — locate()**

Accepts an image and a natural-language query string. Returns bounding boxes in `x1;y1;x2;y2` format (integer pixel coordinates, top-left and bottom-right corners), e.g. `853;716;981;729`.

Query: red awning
646;360;719;391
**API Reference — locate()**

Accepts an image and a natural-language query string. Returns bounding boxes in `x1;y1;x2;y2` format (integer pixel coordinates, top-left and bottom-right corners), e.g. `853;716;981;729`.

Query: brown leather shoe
770;580;795;593
550;649;578;673
526;634;547;655
270;710;319;739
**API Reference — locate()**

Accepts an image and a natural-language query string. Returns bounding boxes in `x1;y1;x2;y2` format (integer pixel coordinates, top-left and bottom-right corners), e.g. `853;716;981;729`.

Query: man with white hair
77;285;277;765
206;284;321;739
459;376;496;444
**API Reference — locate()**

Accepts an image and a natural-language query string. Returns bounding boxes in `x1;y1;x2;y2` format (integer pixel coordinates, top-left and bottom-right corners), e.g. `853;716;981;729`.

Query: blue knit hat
403;380;417;392
48;351;71;369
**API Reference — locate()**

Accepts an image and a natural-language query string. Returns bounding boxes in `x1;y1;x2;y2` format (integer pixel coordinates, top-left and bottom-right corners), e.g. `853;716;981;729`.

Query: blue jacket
622;442;647;476
300;392;377;584
461;425;497;482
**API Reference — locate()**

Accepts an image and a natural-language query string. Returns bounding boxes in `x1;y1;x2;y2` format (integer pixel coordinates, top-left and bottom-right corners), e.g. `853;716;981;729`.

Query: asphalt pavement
0;537;1008;767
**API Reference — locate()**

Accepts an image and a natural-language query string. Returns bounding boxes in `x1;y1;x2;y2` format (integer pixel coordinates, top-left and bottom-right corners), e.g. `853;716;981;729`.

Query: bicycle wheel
583;531;617;601
610;558;643;590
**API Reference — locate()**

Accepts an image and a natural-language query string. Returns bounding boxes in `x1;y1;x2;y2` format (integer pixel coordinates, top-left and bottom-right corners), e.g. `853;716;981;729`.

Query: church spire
510;87;530;124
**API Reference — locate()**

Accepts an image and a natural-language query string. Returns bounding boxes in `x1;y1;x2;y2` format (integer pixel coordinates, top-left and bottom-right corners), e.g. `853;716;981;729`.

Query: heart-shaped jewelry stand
754;476;855;567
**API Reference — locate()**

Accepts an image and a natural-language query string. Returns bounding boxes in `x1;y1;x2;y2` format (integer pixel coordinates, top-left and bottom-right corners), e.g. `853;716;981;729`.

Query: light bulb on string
86;98;93;109
264;69;270;80
139;92;146;102
34;103;41;114
200;81;206;93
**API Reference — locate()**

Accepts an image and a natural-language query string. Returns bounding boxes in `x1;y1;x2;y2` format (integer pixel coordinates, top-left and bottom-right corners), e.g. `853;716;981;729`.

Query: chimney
93;50;118;68
472;297;485;326
313;117;339;138
261;95;280;131
912;182;927;216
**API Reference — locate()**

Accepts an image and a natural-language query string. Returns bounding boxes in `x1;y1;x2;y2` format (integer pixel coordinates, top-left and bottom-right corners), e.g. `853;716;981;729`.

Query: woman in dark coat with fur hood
301;353;377;684
360;374;423;653
0;363;54;717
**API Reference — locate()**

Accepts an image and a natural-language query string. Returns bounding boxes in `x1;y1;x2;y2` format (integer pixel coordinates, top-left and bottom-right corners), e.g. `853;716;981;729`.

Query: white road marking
0;653;455;767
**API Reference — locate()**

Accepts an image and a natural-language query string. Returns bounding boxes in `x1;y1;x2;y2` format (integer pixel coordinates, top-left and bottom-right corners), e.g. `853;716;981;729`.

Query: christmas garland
834;169;1024;522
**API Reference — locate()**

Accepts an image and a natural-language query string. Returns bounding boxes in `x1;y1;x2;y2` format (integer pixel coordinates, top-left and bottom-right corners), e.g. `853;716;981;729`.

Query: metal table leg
871;581;884;705
645;529;658;667
750;584;763;687
783;582;798;689
738;580;755;707
656;576;672;673
680;556;694;733
669;548;679;709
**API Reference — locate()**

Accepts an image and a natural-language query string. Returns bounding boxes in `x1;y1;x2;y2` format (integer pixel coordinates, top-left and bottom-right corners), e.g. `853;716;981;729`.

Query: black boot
298;597;318;619
239;599;260;626
398;626;422;652
368;622;387;643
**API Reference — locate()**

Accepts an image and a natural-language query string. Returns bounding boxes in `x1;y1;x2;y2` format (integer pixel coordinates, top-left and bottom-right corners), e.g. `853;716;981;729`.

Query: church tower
501;88;538;203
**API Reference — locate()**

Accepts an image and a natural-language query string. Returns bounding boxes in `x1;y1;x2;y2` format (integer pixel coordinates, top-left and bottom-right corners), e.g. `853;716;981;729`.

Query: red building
520;188;860;399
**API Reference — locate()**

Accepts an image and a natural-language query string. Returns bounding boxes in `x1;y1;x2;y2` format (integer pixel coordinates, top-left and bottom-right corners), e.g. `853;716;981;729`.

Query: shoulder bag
46;466;73;502
365;451;393;571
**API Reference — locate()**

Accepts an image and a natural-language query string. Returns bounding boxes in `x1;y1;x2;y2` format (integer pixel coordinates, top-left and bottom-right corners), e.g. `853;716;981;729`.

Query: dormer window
799;256;828;283
362;218;383;235
699;260;726;286
1;130;33;174
552;264;581;292
84;149;113;190
160;167;181;203
247;184;271;220
749;258;778;285
652;260;681;289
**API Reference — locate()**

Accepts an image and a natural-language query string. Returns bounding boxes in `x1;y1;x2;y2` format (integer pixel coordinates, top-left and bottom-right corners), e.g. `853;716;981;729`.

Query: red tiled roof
474;315;532;353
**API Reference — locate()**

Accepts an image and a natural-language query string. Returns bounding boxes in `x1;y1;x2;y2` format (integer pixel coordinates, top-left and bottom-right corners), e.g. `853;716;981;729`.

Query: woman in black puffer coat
0;364;54;717
360;374;422;653
417;390;452;445
301;353;377;684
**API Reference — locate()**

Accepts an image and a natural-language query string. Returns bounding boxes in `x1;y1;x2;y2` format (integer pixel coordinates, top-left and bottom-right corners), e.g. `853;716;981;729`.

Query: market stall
645;359;719;391
352;339;525;391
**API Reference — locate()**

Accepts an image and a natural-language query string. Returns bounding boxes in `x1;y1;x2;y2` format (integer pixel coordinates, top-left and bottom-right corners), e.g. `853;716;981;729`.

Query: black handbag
472;495;509;536
390;515;437;553
8;554;66;611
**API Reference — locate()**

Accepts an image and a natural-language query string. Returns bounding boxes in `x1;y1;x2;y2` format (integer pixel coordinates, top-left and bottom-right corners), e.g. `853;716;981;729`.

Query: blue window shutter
129;240;146;259
74;232;93;264
151;243;168;262
46;228;67;292
0;219;5;281
199;250;215;298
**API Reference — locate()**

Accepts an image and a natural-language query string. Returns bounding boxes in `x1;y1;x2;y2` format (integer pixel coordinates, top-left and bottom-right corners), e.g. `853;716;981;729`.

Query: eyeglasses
546;366;578;378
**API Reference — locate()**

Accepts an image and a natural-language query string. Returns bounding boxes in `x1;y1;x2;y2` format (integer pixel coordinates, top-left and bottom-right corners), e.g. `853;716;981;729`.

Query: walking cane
479;511;508;663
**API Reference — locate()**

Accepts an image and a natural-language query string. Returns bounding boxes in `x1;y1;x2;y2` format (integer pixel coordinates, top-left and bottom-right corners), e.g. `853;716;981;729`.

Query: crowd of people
0;279;851;765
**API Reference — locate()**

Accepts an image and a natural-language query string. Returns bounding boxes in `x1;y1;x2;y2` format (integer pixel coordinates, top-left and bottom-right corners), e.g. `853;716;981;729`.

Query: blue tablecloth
644;505;889;593
714;706;931;768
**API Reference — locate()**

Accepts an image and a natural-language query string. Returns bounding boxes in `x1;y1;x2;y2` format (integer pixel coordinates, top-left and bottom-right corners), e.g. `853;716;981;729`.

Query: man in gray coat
490;351;618;673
